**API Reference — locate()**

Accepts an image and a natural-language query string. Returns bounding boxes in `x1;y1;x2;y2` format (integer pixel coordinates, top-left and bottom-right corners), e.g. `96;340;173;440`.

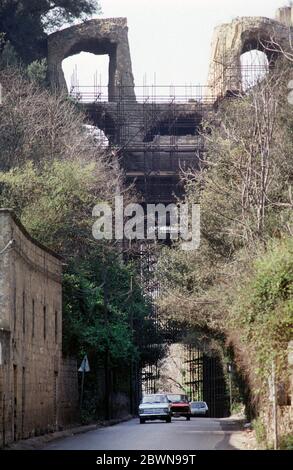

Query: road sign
78;355;90;409
78;355;90;373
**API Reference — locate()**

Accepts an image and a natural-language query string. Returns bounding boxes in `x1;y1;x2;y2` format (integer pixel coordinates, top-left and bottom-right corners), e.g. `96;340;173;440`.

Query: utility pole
271;359;278;450
227;363;232;416
103;265;111;421
129;275;134;415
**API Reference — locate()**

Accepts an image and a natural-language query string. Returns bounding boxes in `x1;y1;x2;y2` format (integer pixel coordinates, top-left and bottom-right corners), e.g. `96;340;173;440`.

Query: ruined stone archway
206;16;288;98
47;18;135;102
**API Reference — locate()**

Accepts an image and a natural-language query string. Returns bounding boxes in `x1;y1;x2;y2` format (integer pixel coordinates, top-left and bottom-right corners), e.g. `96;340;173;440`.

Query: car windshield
142;395;167;404
191;402;206;407
167;394;188;403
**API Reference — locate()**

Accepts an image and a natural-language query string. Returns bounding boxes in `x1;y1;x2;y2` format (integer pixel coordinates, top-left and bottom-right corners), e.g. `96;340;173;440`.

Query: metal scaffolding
71;83;214;204
67;58;269;414
184;346;204;402
70;58;270;204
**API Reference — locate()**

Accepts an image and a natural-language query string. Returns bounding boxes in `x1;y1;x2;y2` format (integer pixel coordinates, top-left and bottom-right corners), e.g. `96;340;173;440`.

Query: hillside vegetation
156;69;293;445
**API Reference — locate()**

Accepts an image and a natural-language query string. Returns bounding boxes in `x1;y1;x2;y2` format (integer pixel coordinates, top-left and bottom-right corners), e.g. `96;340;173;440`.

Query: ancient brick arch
47;18;135;101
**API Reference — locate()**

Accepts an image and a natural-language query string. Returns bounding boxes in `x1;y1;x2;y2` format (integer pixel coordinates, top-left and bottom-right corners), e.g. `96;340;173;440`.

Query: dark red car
167;393;191;420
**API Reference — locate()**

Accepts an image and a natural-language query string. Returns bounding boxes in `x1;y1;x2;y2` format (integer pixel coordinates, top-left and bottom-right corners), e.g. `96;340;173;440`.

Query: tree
0;159;118;255
0;67;118;173
26;59;48;86
62;255;156;364
0;0;100;64
185;68;293;255
0;39;19;68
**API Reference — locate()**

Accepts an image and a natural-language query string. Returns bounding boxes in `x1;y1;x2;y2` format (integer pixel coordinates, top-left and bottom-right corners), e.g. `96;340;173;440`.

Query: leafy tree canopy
0;0;101;63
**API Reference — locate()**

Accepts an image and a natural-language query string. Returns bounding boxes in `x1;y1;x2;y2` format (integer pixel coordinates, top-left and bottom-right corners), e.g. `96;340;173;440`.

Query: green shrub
252;418;267;446
230;238;293;384
26;59;47;86
231;402;244;415
279;433;293;450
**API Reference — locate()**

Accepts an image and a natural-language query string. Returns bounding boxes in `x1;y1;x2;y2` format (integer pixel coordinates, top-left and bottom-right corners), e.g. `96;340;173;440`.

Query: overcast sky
63;0;286;92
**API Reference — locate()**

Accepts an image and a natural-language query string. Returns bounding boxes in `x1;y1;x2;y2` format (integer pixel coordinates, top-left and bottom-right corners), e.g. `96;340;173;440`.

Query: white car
190;401;209;416
138;394;172;424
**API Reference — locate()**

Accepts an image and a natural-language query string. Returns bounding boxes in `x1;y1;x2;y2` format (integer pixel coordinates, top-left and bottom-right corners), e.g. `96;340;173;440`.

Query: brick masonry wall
0;210;78;446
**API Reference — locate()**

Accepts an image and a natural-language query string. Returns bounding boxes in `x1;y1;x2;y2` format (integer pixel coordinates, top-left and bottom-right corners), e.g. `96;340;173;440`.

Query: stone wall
0;210;78;447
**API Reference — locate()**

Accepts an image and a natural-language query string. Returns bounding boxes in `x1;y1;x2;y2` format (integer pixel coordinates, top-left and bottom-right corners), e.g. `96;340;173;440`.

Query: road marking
173;430;240;434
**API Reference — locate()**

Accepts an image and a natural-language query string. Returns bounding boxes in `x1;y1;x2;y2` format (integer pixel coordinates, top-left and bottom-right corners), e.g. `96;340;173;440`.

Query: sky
62;0;286;94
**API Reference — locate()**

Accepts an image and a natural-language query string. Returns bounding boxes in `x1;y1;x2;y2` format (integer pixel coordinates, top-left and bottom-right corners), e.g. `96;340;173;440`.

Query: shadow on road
215;417;245;450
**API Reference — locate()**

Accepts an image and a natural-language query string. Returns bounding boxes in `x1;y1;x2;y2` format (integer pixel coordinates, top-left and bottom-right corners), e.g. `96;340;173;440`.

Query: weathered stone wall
0;330;11;448
0;210;78;447
47;17;135;101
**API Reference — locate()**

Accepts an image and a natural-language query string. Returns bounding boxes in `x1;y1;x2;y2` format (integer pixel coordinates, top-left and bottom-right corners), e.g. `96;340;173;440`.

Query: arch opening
144;113;202;143
62;51;112;102
240;49;270;92
82;124;109;148
85;108;116;144
141;327;232;418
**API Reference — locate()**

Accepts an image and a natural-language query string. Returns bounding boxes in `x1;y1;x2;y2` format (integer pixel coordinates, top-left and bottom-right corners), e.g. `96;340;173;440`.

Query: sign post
227;363;233;415
78;355;90;410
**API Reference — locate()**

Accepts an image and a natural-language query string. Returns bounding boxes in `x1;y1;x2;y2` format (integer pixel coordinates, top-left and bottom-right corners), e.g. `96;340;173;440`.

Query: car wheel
186;416;191;421
139;418;145;424
166;416;171;423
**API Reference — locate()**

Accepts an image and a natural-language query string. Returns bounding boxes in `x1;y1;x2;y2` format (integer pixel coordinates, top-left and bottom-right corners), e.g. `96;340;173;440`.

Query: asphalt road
43;417;240;450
